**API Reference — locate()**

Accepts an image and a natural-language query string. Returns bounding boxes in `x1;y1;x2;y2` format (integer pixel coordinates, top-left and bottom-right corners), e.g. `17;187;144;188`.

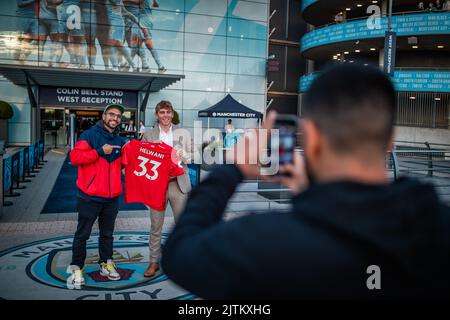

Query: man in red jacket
66;104;126;289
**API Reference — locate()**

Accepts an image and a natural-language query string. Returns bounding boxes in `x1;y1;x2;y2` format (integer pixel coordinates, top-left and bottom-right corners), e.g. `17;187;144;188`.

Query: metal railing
387;141;450;203
207;141;450;214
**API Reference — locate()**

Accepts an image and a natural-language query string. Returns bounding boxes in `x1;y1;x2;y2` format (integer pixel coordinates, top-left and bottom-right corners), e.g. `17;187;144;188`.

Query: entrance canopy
0;64;184;91
198;94;263;119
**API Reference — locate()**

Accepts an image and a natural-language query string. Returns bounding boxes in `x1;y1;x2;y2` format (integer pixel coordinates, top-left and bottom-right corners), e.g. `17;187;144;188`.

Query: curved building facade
299;0;450;143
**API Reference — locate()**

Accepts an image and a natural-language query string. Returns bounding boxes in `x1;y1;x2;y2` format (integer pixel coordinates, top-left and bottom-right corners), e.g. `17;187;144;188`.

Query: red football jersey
121;140;184;210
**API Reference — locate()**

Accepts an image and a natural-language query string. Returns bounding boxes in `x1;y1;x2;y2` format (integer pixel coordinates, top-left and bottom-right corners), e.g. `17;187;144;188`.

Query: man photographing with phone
66;104;126;289
161;64;450;299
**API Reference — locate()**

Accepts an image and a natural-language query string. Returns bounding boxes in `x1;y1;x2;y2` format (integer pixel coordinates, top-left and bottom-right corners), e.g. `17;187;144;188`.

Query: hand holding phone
278;150;309;194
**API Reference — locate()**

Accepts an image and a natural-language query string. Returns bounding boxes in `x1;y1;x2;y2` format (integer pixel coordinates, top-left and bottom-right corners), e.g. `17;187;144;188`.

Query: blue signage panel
392;71;450;92
383;31;397;76
301;12;450;52
299;71;450;93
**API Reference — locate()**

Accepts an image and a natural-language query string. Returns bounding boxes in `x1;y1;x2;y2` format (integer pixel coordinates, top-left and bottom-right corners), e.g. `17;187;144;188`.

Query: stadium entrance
39;86;139;148
40;107;138;148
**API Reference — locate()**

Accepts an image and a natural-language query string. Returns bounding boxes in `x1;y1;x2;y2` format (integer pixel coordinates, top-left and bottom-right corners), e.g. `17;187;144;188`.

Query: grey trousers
149;180;187;263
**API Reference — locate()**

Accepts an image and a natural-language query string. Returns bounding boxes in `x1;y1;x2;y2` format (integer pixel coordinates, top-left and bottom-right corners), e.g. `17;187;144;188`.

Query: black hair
303;64;396;153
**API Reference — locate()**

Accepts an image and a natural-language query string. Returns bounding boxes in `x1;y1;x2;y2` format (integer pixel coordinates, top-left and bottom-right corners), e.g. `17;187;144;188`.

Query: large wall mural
0;1;269;143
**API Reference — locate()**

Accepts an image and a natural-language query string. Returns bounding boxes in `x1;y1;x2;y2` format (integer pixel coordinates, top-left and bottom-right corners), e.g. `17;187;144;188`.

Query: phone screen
278;127;296;164
273;115;297;166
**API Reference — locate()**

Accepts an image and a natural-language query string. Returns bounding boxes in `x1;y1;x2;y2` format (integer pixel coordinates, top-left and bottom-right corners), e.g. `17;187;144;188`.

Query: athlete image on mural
15;0;39;64
55;0;89;68
80;0;111;70
9;0;167;71
102;0;149;71
123;0;166;73
38;0;64;67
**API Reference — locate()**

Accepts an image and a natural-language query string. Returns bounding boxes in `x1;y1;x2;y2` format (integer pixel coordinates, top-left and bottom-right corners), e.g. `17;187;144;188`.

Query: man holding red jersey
66;104;126;289
141;100;192;277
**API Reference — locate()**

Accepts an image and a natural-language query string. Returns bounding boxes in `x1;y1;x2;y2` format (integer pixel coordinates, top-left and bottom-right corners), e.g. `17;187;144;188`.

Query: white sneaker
66;265;85;290
100;259;121;281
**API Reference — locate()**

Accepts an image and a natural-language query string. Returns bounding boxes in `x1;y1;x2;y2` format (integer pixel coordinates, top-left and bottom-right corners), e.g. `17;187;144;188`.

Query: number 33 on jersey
121;140;184;210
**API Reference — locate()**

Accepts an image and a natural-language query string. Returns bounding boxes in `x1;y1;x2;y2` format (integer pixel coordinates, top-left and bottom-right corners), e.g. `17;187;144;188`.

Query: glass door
40;108;66;148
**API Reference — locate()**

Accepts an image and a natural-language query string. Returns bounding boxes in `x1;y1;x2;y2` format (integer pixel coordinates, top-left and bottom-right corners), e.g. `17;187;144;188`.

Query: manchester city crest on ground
0;232;195;300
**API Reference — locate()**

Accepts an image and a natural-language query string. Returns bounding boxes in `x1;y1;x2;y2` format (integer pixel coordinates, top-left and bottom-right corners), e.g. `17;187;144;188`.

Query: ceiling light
336;53;341;56
435;97;441;101
407;36;418;45
344;51;349;54
346;8;351;11
357;4;363;7
437;45;444;49
333;56;338;60
372;1;378;3
409;96;416;100
370;48;376;51
412;45;418;49
355;49;360;53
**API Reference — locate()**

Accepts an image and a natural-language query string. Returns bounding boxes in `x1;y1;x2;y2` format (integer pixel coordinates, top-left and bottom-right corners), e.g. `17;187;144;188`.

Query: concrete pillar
31;105;37;144
307;60;315;74
30;86;40;144
298;93;303;118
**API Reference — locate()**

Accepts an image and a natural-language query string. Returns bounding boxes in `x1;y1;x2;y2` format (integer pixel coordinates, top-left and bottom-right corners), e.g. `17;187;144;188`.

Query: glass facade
0;0;269;144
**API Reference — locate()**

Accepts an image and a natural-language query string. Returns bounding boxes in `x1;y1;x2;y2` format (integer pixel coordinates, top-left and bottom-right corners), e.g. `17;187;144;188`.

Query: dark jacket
162;165;450;299
70;121;125;202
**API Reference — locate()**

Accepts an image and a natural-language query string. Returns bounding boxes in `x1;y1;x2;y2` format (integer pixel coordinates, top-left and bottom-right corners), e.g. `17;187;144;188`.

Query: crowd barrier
2;140;46;207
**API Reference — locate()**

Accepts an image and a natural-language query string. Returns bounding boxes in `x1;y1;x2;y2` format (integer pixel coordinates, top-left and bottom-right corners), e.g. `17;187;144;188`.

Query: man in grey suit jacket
141;100;192;277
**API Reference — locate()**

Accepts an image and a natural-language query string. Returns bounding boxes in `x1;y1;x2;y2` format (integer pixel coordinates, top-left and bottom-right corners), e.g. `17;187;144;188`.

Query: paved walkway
0;147;284;299
0;147;181;299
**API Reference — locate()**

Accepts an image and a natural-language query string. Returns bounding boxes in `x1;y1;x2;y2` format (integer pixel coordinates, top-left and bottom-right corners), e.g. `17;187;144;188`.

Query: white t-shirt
139;124;146;134
159;125;173;147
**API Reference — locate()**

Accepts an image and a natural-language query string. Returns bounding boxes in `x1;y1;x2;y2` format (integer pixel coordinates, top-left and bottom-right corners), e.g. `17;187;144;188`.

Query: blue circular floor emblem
0;232;195;300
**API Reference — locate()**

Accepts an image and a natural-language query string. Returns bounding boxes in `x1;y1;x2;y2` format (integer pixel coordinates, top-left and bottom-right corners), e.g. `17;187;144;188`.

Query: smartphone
273;115;298;165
